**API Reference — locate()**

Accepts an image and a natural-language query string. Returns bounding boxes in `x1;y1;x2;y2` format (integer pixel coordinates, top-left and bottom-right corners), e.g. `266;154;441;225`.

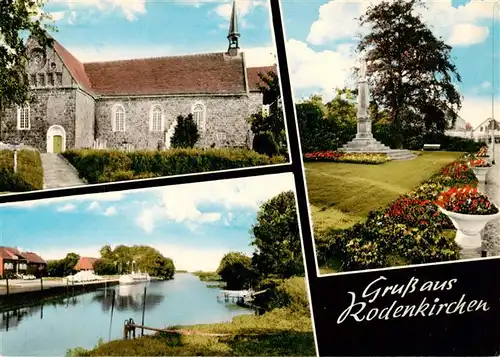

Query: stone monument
342;57;415;160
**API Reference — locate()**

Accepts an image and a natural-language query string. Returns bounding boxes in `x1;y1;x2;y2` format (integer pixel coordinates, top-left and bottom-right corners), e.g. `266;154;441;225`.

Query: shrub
0;149;44;192
252;277;309;314
63;148;286;184
252;131;280;157
171;114;200;149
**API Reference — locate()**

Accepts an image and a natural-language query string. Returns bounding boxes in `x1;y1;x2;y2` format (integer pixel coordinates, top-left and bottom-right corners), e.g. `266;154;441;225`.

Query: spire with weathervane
227;0;240;56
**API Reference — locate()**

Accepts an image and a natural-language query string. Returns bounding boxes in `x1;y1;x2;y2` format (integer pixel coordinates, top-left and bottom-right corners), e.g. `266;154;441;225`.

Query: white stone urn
470;166;490;182
438;206;500;249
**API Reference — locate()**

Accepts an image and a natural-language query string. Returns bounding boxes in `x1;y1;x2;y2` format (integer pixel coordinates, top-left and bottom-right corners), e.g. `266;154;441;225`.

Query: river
0;273;254;356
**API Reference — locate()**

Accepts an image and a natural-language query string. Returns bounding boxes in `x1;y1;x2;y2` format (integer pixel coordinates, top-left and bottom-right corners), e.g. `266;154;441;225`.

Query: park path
40;153;85;190
480;144;500;257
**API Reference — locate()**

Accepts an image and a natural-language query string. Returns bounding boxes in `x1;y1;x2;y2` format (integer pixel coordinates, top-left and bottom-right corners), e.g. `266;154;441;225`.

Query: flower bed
468;158;492;168
303;151;390;165
315;155;483;272
437;186;499;215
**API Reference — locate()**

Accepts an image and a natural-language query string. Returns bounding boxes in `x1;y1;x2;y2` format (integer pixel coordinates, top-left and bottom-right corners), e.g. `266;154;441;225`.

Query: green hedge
63;148;287;184
0;150;44;192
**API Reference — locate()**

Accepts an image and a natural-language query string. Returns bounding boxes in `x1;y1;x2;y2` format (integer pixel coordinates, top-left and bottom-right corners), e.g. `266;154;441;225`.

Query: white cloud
49;11;66;21
213;0;265;21
0;191;125;209
103;206;117;216
135;173;295;233
481;81;492;90
306;0;495;47
448;23;489;46
50;0;147;21
57;203;77;212
87;201;100;211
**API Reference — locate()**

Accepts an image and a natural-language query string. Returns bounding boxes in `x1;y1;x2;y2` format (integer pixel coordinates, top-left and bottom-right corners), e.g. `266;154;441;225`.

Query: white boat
119;271;151;285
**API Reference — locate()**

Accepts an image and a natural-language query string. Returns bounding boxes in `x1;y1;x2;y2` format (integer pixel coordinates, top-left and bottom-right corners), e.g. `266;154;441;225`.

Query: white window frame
112;104;126;132
17;104;31;130
191;102;206;133
149;104;164;132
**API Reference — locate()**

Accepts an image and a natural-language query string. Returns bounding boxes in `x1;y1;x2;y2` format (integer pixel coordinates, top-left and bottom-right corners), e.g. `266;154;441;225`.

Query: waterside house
0;247;47;278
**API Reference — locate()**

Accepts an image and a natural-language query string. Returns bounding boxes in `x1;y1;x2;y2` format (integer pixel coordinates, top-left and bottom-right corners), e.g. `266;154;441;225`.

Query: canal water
0;273;254;356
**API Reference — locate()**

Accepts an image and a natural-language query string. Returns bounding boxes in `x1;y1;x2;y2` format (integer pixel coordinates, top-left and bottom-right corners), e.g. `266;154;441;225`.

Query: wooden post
13;149;18;173
482;250;488;257
66;278;69;295
141;286;147;336
5;277;9;295
108;289;116;341
40;277;43;291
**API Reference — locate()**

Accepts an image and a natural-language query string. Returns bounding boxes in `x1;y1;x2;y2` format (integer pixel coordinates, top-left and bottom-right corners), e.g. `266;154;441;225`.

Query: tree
248;71;287;157
251;191;304;279
63;253;80;275
171;114;200;148
357;0;461;148
216;252;254;290
100;245;113;260
93;258;117;276
0;0;55;140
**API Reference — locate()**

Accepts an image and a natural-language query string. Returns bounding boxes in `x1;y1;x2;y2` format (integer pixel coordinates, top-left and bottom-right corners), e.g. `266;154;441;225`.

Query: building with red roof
0;247;47;278
2;1;277;153
73;257;99;271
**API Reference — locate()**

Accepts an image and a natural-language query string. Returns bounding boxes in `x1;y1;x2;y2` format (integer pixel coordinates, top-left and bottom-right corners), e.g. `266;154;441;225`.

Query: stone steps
40;153;85;189
341;148;416;161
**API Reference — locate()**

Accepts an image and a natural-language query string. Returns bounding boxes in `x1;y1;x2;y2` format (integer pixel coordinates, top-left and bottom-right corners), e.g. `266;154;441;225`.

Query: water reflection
0;283;166;331
93;283;165;313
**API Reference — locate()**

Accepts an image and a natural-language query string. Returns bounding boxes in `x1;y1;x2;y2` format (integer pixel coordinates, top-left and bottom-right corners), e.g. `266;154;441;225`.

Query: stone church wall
75;90;96;148
95;94;262;150
1;89;76;153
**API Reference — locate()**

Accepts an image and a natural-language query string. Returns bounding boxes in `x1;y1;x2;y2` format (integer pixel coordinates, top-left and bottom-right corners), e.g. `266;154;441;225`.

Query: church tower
227;0;240;56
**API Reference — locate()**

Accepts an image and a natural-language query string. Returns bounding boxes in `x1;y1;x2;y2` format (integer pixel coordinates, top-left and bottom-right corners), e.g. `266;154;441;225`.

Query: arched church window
112;105;126;132
192;103;206;132
150;105;164;132
17;104;31;130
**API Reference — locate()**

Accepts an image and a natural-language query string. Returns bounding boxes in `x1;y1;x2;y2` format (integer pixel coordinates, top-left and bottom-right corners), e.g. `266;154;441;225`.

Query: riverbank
67;277;315;356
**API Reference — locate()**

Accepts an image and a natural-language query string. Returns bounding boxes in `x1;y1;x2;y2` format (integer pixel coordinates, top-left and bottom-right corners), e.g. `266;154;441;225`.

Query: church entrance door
53;135;63;154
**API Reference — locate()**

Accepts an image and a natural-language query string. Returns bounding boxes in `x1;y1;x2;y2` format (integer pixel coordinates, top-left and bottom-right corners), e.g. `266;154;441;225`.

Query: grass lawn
0;149;44;192
306;151;463;233
69;309;314;357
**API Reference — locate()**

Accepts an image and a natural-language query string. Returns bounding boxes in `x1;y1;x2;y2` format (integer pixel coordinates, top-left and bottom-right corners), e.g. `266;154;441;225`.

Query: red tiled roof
53;41;93;93
74;257;99;271
51;38;275;96
247;65;277;92
21;252;47;264
83;52;248;96
0;246;24;260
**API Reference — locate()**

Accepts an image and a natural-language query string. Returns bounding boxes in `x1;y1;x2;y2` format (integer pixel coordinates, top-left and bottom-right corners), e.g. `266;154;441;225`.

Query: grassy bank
67;277;314;356
306;151;463;233
0;149;44;191
191;271;221;282
63;148;286;184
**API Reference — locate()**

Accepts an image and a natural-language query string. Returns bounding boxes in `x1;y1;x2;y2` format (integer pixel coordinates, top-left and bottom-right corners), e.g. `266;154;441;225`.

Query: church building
2;1;276;153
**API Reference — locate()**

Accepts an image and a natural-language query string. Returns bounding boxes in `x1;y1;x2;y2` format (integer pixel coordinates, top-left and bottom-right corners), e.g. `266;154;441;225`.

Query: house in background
0;247;47;278
471;118;500;142
22;252;48;278
73;257;99;271
1;0;277;153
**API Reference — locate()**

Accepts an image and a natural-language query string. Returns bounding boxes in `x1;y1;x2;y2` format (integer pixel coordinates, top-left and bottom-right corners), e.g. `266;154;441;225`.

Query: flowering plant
384;196;452;229
303;151;390;164
436;162;477;185
436;186;499;215
468;158;491;168
476;146;489;157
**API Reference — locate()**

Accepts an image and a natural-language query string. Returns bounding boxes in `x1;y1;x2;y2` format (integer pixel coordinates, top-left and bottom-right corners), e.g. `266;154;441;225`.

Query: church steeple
227;0;240;56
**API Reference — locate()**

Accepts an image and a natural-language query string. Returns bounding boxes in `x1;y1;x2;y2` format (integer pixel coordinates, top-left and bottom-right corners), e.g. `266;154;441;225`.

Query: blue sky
40;0;277;67
0;173;296;272
281;0;500;127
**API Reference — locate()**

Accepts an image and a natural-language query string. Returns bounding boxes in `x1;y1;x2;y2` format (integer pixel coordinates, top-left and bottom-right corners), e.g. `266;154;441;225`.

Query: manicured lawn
305;151;463;232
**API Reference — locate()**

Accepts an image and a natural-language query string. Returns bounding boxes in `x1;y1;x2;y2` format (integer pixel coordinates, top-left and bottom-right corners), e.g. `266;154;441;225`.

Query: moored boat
119;271;151;285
